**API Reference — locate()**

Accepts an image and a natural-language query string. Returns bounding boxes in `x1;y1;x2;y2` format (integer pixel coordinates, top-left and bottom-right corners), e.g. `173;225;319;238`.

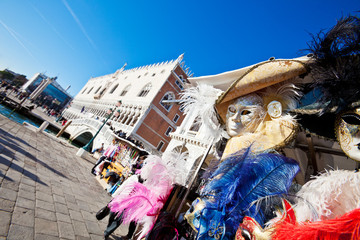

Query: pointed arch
120;84;131;96
138;83;152;97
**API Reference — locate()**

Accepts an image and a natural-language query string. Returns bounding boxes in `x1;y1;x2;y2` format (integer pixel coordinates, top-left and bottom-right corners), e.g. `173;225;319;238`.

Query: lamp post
82;100;122;152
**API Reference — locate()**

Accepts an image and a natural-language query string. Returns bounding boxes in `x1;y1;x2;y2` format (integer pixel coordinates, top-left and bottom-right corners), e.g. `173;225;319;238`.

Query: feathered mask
307;15;360;114
185;148;300;239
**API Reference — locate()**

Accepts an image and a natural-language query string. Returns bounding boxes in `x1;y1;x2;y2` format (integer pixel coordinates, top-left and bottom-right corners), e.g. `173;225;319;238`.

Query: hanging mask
225;94;265;137
185;197;206;232
336;108;360;162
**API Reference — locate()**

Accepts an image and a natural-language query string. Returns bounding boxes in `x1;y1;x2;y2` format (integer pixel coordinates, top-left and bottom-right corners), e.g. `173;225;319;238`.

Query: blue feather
201;148;300;234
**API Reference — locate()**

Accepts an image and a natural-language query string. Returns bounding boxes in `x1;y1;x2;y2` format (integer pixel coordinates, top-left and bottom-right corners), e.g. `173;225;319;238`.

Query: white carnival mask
225;94;265;137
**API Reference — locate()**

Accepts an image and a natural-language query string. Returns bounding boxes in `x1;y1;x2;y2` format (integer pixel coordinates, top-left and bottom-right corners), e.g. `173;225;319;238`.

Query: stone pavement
0;114;128;240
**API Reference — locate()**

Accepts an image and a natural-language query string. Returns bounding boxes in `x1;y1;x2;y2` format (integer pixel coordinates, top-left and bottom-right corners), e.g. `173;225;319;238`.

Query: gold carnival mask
336;108;360;162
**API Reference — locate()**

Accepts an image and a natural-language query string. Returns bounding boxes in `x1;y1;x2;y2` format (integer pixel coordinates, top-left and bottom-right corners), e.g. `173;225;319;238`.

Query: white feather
162;150;189;186
180;83;227;141
294;169;360;222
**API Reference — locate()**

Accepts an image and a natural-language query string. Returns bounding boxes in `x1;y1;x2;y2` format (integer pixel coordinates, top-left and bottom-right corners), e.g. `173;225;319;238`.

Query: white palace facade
62;54;191;154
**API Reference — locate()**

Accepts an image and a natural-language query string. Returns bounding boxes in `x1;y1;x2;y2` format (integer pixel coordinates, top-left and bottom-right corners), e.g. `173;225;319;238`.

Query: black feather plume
306;15;360;114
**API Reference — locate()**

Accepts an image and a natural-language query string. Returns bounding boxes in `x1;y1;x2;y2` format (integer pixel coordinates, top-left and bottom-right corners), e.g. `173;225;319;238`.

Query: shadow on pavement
0;168;13;182
0;131;68;181
0;128;38;150
0;156;48;185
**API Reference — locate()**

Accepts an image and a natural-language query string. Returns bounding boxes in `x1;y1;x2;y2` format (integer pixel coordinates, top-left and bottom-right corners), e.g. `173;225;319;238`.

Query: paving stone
36;191;53;203
21;176;36;186
58;221;75;240
53;194;66;204
19;182;35;193
1;179;19;191
7;224;33;240
69;209;84;222
0;187;17;201
72;220;90;238
7;164;23;175
35;207;57;221
89;234;103;240
34;234;61;240
35;217;59;237
56;212;72;223
0;198;15;212
17;188;35;201
81;210;97;223
64;193;77;204
84;221;102;235
75;236;91;240
52;186;64;196
11;206;34;227
16;196;35;209
0;210;11;236
36;199;55;212
55;202;69;214
66;201;79;211
36;183;52;192
76;200;91;211
6;171;22;182
90;203;102;214
24;159;36;168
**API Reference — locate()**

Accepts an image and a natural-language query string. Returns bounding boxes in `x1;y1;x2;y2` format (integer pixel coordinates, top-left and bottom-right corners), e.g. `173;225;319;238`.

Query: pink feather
108;154;179;239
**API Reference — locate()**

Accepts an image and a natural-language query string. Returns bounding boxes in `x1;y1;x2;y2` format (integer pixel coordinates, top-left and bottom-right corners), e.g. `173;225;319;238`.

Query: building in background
20;73;72;111
0;68;28;87
63;54;191;154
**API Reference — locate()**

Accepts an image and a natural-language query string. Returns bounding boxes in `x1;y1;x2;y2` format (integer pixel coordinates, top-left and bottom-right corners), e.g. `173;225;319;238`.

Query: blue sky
0;1;358;97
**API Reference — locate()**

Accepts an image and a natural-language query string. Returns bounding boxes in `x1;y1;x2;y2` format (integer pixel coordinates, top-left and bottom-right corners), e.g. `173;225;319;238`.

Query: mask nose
232;112;241;123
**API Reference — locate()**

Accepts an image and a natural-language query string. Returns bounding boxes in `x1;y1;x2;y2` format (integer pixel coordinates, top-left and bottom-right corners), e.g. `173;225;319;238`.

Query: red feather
273;208;360;240
282;199;297;224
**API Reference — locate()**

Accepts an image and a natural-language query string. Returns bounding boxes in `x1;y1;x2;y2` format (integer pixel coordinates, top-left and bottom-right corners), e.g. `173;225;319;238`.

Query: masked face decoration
185;198;206;233
225;94;264;137
235;217;273;240
184;197;228;240
336;108;360;162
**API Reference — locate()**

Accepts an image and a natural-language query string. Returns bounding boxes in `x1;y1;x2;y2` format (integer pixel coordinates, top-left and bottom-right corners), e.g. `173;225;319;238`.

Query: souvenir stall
94;134;148;195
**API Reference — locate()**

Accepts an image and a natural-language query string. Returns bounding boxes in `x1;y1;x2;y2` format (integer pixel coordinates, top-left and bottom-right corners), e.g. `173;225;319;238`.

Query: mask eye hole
189;205;194;213
241;110;251;115
228;105;236;114
241;229;251;240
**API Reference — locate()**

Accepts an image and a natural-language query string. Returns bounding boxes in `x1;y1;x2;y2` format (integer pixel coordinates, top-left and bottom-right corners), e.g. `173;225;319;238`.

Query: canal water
0;103;81;147
0;103;43;128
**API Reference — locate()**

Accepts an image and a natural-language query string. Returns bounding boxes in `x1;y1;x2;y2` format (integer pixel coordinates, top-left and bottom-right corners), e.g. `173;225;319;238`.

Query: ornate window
189;117;201;132
175;80;184;90
120;84;131;96
87;87;94;94
94;86;102;94
138;83;152;97
179;75;185;83
81;88;87;94
160;92;175;111
99;88;107;96
109;84;119;94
